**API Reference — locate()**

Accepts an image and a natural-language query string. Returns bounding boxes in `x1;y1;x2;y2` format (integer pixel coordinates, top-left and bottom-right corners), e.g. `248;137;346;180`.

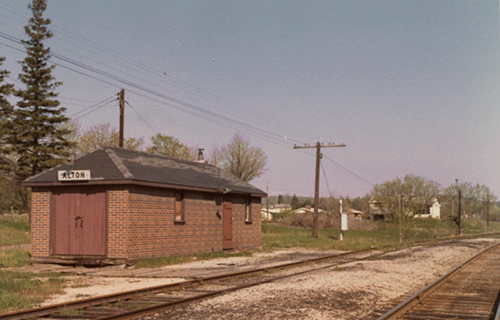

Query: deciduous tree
442;182;496;218
370;174;441;218
146;133;195;160
76;123;144;155
210;133;267;182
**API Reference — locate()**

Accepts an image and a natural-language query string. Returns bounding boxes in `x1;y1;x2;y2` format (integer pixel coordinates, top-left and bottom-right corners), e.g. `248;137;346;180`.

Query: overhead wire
73;99;116;121
0;31;298;146
322;155;375;187
0;9;379;188
320;162;334;198
125;100;158;135
0;3;310;144
68;95;117;117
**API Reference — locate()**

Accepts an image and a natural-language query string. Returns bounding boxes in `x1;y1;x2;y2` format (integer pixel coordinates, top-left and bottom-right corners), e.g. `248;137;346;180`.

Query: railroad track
2;234;499;320
1;247;382;320
372;241;500;320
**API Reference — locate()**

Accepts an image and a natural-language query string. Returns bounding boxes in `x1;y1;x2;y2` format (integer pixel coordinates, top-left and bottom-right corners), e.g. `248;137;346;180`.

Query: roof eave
22;179;267;197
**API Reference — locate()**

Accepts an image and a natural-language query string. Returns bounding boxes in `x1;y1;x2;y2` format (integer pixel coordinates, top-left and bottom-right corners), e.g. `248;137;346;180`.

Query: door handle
80;219;83;228
75;216;82;228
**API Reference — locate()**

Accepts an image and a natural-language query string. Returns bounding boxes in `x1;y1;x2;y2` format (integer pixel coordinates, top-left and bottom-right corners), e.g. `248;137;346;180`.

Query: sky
0;0;499;198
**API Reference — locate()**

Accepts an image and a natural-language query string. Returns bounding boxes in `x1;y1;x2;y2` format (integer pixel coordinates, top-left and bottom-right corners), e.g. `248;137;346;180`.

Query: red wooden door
223;198;233;249
52;187;106;256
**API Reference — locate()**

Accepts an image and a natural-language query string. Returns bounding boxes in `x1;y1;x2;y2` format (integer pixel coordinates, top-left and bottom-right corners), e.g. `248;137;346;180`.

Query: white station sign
58;170;91;181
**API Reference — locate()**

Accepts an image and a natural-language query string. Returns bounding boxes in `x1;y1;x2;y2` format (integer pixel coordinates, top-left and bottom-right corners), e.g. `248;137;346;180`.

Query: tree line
0;0;267;214
269;174;498;221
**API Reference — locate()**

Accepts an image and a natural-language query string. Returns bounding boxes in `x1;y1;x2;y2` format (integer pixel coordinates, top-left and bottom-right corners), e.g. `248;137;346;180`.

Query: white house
370;197;441;220
261;204;292;221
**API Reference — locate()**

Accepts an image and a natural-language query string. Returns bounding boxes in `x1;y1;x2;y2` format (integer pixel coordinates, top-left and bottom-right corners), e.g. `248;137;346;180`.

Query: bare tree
210;133;267;182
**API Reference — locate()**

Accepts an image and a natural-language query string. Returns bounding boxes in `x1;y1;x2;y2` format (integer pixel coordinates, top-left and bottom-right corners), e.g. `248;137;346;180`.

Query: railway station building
23;147;266;265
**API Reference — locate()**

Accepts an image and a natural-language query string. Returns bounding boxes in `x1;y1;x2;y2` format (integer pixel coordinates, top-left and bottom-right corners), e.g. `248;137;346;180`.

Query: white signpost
58;170;91;181
339;199;348;240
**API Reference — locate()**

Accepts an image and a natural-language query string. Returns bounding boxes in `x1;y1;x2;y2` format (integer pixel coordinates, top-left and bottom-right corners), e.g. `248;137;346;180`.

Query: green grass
134;250;254;268
262;219;500;252
0;217;30;247
0;249;31;268
262;223;399;251
0;271;66;313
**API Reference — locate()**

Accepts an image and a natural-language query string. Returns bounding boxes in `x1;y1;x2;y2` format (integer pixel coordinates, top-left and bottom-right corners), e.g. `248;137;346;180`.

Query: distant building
293;206;326;215
369;197;441;221
346;208;364;220
261;204;292;221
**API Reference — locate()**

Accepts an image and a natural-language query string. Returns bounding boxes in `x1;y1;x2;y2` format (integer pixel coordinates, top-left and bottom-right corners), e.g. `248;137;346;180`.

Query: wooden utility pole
118;89;125;148
458;189;462;235
293;142;346;238
266;182;270;221
486;192;490;227
399;194;403;243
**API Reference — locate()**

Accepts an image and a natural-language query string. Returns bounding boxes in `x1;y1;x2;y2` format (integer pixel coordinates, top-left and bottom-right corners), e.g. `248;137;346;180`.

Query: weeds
0;217;30;247
0;249;31;268
0;271;66;313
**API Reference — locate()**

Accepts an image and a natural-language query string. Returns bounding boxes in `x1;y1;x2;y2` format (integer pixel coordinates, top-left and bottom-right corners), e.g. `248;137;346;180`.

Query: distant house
346;208;364;220
261;204;291;221
293;206;326;215
413;197;441;219
369;197;441;221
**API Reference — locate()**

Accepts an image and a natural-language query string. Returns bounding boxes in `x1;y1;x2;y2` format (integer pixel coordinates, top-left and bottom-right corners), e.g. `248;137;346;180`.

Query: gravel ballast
154;238;498;320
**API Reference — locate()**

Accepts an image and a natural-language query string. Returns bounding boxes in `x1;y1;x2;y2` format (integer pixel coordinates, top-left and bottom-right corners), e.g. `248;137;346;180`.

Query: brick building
23;147;266;265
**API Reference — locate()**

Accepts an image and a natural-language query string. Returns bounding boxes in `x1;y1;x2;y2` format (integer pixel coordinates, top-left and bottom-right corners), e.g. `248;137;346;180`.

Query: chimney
196;148;205;163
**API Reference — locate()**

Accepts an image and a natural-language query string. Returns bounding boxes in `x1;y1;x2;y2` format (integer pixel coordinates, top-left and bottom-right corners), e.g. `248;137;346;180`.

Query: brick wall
30;184;262;263
127;187;225;259
107;187;128;259
231;195;262;251
31;188;51;258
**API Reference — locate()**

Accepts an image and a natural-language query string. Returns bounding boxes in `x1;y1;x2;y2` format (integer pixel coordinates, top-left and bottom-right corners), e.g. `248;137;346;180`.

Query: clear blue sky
1;0;499;198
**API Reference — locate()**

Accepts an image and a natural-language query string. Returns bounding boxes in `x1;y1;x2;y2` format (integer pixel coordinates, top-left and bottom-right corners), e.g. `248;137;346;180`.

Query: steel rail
85;248;402;320
376;241;500;320
1;232;498;320
0;247;376;320
495;291;500;320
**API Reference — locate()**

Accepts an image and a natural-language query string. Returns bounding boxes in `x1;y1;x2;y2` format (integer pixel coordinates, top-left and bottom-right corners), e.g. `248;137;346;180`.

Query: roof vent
196;148;205;163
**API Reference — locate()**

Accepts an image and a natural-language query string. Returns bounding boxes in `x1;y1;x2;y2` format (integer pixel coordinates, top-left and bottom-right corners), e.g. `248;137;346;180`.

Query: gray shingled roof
23;147;266;196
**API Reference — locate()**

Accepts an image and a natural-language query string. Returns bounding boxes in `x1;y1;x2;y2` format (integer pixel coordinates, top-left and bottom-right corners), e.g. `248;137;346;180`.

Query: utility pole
486;192;490;227
399;194;403;243
266;182;270;222
458;189;462;236
294;142;346;238
118;89;125;148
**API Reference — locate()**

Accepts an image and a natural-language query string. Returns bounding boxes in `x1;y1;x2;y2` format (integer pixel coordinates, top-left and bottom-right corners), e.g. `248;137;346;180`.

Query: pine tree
291;194;300;210
0;56;14;170
7;0;73;180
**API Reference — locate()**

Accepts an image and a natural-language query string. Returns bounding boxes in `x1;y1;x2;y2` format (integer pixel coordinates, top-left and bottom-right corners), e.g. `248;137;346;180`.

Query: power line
0;4;312;143
73;99;116;120
68;96;117;117
322;155;375;187
0;20;378;191
320;163;334;198
125;100;158;135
